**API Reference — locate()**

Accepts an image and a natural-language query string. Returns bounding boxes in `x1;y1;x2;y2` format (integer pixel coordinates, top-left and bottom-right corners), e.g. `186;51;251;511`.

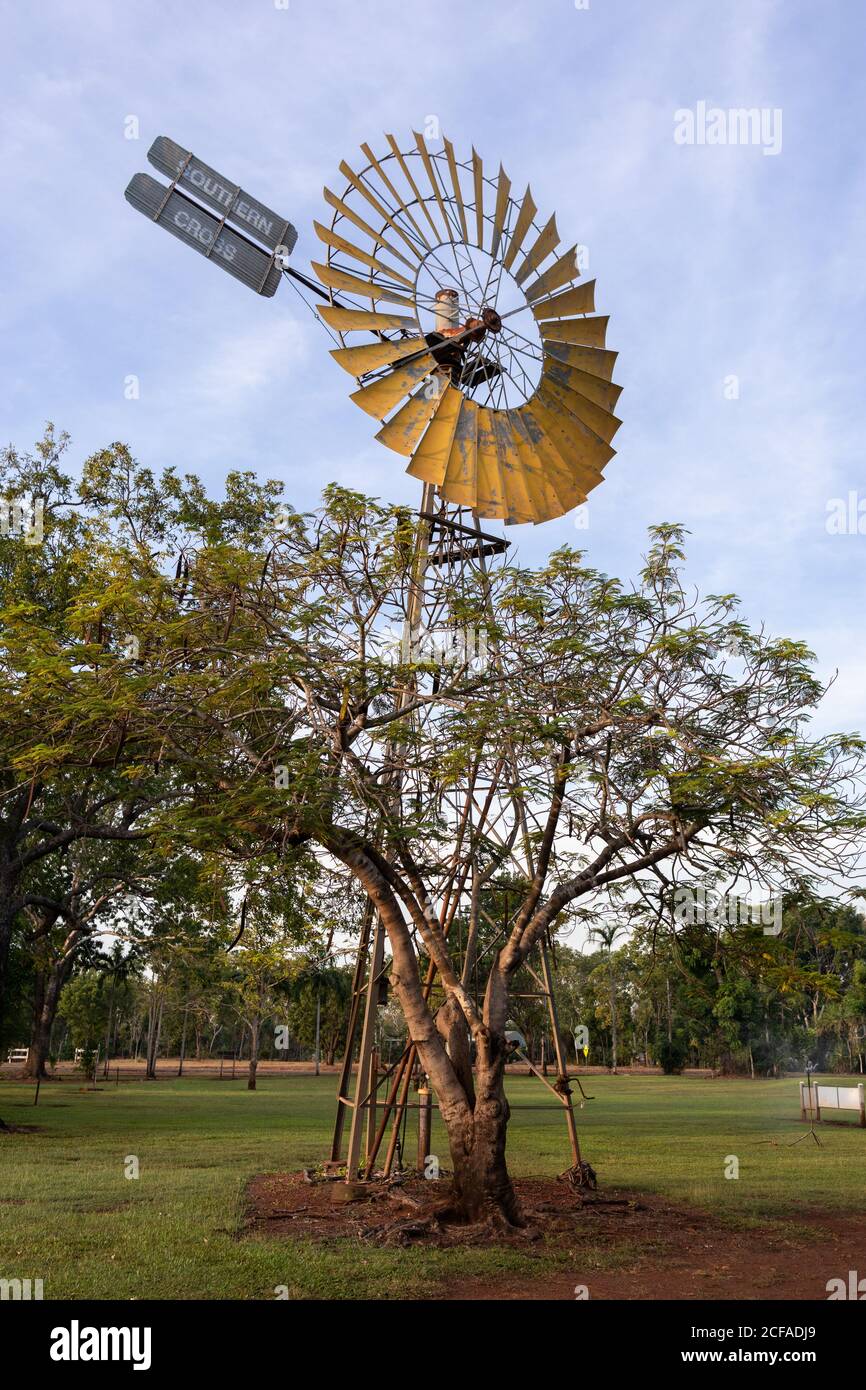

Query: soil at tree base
244;1173;866;1299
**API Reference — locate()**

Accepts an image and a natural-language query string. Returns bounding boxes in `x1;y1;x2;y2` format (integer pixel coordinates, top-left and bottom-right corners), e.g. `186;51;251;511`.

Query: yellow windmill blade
338;159;422;262
319;135;622;526
507;409;568;522
539;371;623;446
317;305;419;334
501;186;537;271
313;221;415;288
472;148;484;248
531;281;597;321
443;138;469;244
530;392;613;479
492;412;537;524
311;260;416;308
516;404;593;512
350;356;436;419
331;337;429;377
475;407;507;518
538;315;610;349
384;134;441;245
542;355;623;413
441;397;479;507
490;165;512;258
412;131;453;239
375;381;443;456
545;340;619;381
360;142;432;253
522;248;581;303
323;187;419;271
406;385;463;484
514;214;559;286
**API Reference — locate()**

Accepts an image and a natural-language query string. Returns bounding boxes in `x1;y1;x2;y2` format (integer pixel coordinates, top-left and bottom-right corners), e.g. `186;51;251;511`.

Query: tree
587;923;627;1072
284;953;352;1070
58;971;111;1076
20;833;162;1079
146;493;866;1225
0;429;193;1033
0;430;300;1129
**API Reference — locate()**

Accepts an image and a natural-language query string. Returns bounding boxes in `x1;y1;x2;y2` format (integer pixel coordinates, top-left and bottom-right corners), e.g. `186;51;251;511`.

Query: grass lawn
1;1072;863;1300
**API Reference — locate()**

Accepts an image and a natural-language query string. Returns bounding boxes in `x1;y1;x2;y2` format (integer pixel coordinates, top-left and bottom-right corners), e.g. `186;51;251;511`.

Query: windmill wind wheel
315;133;622;525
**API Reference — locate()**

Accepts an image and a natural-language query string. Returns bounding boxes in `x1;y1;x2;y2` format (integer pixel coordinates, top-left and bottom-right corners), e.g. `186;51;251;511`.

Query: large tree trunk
0;873;19;1035
331;845;523;1226
439;969;522;1227
30;966;47;1063
102;977;117;1078
24;937;80;1080
177;1006;188;1077
145;995;163;1078
247;1019;260;1090
446;1091;520;1225
24;969;63;1079
609;956;618;1073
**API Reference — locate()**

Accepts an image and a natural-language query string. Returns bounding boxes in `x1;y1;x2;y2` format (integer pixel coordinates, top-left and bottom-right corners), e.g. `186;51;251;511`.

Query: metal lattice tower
328;485;583;1181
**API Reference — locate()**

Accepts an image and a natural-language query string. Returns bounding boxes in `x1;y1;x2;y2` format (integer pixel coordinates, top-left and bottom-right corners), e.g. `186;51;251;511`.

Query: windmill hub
413;242;543;406
425;283;506;390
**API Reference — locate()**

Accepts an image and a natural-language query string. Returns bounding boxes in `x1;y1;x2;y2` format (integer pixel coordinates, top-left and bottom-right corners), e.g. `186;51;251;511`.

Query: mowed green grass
0;1073;863;1300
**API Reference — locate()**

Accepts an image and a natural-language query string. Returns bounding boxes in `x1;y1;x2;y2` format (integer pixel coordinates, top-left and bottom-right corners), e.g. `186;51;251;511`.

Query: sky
2;0;864;738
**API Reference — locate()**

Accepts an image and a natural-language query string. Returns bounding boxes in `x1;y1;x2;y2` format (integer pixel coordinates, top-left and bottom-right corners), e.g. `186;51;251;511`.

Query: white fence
800;1081;865;1127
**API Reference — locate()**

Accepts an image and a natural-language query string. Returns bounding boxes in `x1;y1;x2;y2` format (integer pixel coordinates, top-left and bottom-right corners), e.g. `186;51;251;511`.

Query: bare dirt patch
245;1172;866;1299
245;1171;615;1248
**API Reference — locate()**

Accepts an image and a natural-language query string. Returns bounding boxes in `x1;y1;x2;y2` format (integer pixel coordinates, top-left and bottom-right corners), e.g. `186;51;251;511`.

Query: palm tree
101;941;139;1077
588;923;627;1073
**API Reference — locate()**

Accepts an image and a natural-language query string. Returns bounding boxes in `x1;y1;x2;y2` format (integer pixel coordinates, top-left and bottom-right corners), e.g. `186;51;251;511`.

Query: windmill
125;130;622;1186
315;133;621;522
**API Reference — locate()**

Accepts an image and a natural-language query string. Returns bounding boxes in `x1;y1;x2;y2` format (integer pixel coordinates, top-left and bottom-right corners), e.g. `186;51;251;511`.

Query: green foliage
3;431;865;1157
58;971;110;1050
654;1036;689;1074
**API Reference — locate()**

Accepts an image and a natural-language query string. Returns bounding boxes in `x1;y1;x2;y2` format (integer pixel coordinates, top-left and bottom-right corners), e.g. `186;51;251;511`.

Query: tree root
558;1159;598;1193
359;1197;540;1247
359;1212;448;1247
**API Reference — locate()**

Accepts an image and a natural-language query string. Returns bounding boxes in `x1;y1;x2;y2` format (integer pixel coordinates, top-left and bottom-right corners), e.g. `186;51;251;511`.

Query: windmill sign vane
126;131;621;524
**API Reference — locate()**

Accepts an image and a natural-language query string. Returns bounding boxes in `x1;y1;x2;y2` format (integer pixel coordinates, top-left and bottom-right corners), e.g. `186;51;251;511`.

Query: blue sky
2;0;864;735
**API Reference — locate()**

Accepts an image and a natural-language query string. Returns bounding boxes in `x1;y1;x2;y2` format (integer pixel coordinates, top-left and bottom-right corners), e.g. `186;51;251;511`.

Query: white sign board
817;1085;862;1111
801;1080;866;1127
